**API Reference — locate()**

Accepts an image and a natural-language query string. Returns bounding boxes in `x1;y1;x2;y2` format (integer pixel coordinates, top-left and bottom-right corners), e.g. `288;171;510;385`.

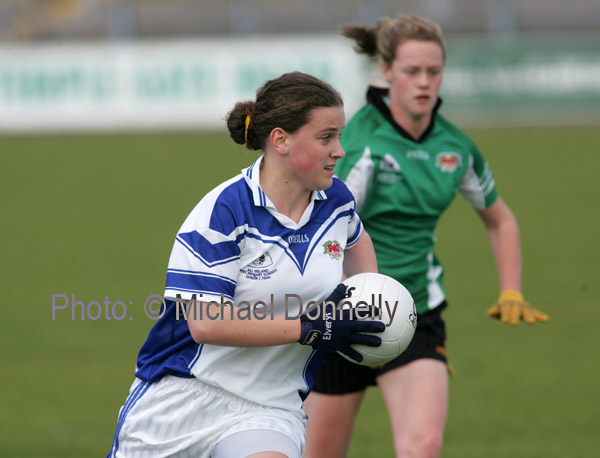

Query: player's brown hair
227;71;344;151
340;14;445;68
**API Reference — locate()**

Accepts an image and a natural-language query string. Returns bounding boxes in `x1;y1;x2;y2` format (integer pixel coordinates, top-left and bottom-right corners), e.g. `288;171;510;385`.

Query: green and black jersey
337;87;498;314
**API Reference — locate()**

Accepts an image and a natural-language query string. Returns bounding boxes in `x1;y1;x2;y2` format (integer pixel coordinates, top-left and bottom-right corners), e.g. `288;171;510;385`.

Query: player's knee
304;430;349;458
395;431;443;458
420;431;444;458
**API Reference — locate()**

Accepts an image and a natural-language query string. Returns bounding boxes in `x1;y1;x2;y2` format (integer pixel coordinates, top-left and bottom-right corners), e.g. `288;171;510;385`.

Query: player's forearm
486;209;522;292
186;302;301;347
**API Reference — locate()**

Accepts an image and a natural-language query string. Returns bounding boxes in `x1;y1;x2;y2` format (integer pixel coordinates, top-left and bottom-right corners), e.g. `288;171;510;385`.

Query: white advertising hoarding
1;34;599;132
0;36;368;132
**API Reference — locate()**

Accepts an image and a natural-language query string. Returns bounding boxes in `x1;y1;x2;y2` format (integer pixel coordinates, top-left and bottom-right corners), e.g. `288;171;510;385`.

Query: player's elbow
186;300;236;344
187;319;212;344
184;301;219;343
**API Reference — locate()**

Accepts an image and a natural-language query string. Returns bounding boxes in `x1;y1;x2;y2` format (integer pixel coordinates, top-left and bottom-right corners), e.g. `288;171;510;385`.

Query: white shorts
107;376;305;458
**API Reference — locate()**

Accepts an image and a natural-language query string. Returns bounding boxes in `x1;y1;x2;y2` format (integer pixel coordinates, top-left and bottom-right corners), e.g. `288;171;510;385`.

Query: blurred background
1;0;599;132
1;1;599;457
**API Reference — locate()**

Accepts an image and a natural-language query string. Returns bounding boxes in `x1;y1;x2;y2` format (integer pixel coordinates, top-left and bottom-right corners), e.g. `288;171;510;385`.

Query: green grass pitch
1;125;598;457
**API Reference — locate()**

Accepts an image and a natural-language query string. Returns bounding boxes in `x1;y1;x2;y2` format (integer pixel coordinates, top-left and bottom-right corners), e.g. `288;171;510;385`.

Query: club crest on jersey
323;240;343;260
250;252;273;268
436;152;462;173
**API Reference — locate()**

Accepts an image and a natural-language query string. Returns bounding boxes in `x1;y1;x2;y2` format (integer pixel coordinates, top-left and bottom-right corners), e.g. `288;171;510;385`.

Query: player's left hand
298;283;385;362
487;290;549;325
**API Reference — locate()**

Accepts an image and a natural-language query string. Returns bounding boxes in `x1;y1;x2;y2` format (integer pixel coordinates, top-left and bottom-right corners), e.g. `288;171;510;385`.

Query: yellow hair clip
244;115;251;144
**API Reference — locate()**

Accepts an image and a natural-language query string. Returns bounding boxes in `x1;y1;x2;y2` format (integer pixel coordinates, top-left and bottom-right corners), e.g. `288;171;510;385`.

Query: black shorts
312;302;448;394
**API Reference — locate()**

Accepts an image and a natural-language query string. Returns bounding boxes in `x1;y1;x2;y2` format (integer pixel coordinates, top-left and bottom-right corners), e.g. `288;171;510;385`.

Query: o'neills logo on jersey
436;152;462;173
288;234;309;244
323;240;343;260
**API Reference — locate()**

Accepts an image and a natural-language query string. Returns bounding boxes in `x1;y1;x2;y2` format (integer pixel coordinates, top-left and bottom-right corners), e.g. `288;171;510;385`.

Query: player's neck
390;106;431;141
260;161;311;224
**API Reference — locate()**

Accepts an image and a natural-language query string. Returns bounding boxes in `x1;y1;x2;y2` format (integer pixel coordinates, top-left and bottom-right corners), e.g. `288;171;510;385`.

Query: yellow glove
486;290;549;325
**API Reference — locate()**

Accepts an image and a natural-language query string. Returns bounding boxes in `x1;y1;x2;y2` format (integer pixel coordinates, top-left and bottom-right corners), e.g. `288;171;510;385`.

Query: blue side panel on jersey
135;299;200;382
298;348;325;401
165;269;236;299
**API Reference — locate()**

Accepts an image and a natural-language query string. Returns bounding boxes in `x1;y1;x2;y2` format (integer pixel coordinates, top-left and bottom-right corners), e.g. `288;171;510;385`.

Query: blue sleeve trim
176;231;241;267
347;220;363;248
166;270;236;300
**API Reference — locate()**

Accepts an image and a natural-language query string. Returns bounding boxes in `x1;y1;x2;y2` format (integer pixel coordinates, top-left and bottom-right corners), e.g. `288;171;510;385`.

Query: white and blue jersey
135;156;363;415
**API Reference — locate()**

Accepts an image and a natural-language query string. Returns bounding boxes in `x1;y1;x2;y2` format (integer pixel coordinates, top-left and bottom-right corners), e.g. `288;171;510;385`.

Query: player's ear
381;63;392;83
270;127;289;156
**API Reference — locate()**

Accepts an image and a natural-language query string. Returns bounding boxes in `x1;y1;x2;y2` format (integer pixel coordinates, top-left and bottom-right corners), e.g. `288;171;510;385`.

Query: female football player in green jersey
303;14;548;458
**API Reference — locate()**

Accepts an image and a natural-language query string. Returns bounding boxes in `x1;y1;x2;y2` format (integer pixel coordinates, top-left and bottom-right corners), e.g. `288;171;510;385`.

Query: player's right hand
487;290;549;325
298;283;385;362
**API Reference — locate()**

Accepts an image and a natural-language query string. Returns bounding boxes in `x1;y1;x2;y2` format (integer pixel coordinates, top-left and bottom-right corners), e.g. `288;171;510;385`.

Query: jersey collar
366;86;442;143
242;155;328;208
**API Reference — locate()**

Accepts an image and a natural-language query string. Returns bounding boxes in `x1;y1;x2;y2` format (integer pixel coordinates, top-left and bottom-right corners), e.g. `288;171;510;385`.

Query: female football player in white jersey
303;14;549;458
107;72;385;458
